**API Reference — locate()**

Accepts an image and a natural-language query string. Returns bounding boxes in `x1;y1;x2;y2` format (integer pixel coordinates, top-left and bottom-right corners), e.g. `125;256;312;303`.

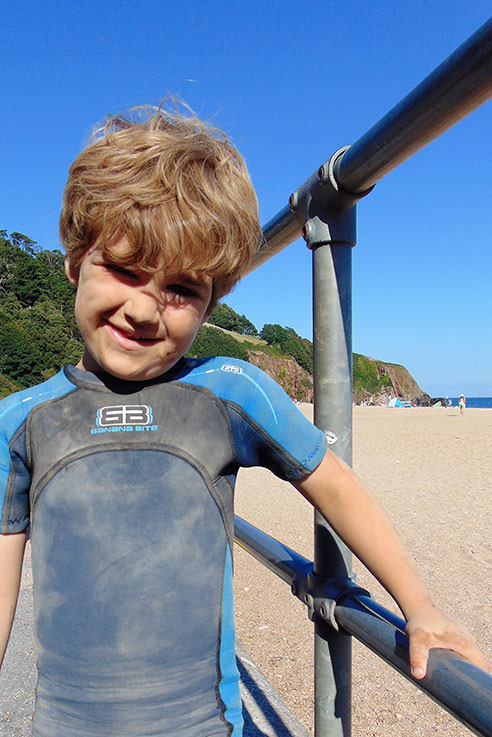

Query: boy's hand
405;604;490;679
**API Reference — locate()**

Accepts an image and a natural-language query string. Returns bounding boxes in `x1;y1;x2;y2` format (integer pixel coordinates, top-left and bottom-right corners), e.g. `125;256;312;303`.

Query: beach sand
233;405;492;737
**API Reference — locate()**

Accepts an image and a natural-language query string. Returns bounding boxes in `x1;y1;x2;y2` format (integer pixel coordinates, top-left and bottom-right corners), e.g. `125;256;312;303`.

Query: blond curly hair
59;101;262;303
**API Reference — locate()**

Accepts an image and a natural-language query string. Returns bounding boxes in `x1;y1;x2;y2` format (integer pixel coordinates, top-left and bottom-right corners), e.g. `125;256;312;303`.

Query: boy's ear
202;304;216;325
65;258;79;287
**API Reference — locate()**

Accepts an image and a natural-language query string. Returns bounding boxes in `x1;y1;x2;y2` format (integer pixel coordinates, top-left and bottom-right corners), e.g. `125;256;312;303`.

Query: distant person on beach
459;393;466;416
0;101;488;737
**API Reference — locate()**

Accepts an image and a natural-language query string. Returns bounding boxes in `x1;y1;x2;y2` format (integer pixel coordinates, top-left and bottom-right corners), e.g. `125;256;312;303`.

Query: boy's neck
67;357;188;394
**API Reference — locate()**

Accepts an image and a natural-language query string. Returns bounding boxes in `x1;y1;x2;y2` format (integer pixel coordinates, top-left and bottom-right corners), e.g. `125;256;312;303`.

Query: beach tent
388;397;403;407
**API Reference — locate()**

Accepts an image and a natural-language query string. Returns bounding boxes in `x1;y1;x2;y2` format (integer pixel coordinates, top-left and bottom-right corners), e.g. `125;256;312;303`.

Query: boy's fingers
408;626;490;680
408;630;430;679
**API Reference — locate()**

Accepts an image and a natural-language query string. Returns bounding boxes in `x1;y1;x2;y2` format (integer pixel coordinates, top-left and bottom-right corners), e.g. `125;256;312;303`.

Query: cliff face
386;363;425;400
352;353;426;405
247;351;313;402
249;351;425;406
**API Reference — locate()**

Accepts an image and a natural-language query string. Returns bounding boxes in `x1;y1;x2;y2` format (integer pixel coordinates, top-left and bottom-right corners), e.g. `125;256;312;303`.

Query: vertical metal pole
306;204;356;737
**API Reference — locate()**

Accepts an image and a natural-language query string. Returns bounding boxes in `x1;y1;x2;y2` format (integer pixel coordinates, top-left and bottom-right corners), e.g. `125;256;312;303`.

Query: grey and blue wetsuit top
0;357;327;737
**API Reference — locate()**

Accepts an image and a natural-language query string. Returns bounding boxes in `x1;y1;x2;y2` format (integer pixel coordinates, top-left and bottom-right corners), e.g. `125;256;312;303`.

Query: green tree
36;249;77;313
0;234;77;311
0;319;43;385
10;232;39;255
259;323;286;345
260;324;313;373
19;298;73;375
0;235;43;306
208;303;258;336
0;231;83;390
236;314;257;335
0;291;22;319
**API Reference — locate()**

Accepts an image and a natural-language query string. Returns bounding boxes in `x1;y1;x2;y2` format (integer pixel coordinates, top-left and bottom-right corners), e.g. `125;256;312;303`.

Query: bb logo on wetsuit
96;405;153;426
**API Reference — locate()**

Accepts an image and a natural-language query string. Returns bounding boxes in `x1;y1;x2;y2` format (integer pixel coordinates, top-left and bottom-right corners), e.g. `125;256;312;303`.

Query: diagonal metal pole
248;17;492;276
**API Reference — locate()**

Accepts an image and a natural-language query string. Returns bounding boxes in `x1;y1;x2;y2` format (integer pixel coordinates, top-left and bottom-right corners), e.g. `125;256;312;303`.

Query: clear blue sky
2;1;491;396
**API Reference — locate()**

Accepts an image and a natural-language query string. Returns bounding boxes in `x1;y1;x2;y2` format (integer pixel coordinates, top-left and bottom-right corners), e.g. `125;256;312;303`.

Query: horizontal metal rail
234;515;310;585
234;516;492;737
247;17;492;273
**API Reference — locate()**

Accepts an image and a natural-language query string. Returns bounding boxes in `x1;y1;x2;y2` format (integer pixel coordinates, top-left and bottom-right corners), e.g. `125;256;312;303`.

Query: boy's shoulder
0;368;76;440
182;355;266;377
178;355;307;428
179;356;288;400
179;356;326;475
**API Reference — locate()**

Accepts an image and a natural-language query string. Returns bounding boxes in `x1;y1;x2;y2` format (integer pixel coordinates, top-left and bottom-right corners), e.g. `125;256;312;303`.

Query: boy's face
65;238;213;381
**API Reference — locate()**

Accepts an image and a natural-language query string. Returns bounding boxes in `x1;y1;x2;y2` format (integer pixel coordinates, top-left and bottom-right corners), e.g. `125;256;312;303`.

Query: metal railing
234;17;492;737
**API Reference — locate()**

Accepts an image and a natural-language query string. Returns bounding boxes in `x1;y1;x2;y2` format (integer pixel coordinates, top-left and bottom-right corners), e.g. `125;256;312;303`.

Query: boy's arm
0;532;27;670
293;450;489;679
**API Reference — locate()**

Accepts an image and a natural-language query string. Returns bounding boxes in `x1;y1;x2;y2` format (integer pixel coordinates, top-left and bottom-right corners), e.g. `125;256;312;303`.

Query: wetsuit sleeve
1;369;78;534
0;402;31;534
225;380;328;481
178;358;328;481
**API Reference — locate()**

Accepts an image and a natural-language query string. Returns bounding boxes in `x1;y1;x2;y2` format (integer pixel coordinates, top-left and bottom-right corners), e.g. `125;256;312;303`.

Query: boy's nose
122;293;160;325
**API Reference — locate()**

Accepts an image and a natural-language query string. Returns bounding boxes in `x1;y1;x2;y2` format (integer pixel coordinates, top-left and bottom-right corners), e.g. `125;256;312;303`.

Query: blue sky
2;1;491;396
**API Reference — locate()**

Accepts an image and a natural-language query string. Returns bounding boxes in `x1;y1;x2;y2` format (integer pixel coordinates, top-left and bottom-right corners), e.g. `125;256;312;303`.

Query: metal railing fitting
234;517;492;737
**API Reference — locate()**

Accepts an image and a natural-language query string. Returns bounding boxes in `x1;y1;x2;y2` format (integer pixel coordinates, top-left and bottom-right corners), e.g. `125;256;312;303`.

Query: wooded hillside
0;231;425;403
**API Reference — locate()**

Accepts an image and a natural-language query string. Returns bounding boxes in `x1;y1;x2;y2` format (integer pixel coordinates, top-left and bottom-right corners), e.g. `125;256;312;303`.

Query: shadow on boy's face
65;239;213;382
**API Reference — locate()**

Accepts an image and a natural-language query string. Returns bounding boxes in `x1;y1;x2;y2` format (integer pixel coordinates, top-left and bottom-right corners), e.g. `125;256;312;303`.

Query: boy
0;103;487;737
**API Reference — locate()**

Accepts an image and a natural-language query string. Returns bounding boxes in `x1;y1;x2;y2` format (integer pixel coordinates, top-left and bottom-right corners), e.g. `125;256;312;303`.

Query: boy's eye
167;284;199;299
106;264;138;280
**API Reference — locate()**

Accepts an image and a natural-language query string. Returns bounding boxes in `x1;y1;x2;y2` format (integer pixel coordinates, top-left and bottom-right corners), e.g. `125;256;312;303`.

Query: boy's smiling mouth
106;322;162;347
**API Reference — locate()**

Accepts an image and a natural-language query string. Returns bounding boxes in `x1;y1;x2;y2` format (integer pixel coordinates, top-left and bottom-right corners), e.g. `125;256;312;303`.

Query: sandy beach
233;405;492;737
